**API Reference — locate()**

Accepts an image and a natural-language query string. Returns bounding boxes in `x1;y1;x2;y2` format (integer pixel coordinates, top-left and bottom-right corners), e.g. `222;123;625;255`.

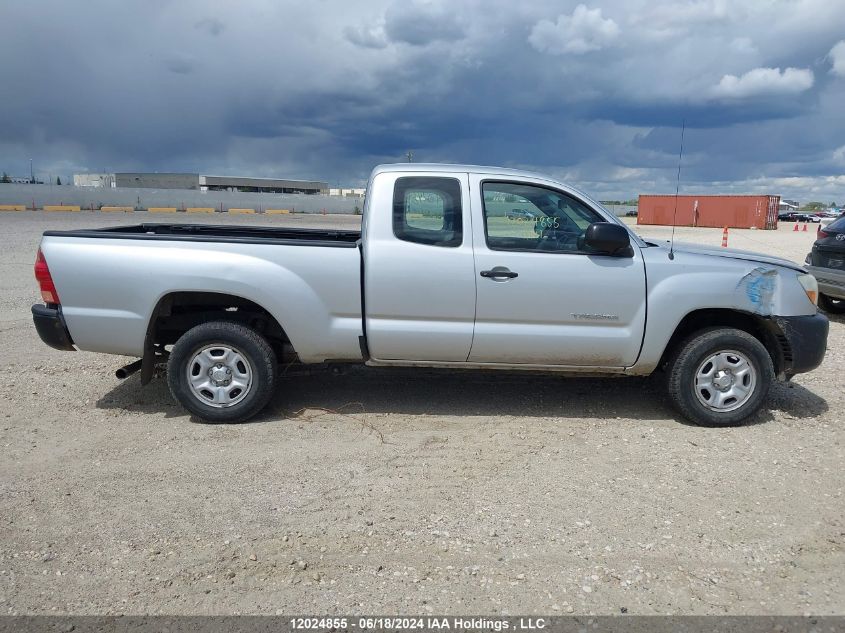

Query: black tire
167;321;277;423
819;294;845;314
666;327;774;427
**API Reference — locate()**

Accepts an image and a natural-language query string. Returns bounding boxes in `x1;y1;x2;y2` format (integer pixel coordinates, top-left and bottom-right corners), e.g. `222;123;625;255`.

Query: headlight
797;272;818;306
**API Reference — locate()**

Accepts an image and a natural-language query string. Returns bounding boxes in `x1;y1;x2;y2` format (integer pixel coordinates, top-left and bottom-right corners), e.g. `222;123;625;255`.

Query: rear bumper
772;312;828;377
807;265;845;301
31;304;75;351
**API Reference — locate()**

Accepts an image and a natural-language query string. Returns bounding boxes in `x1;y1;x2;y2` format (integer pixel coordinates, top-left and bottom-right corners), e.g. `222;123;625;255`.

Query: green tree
0;172;10;183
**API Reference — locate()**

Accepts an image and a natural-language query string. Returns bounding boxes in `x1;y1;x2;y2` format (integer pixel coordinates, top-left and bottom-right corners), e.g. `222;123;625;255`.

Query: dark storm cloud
195;17;225;36
588;96;814;129
165;56;198;75
2;0;845;198
382;2;466;46
344;24;388;50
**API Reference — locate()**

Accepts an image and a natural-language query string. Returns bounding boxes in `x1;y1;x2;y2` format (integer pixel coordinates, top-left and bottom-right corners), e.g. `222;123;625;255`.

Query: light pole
30;159;34;184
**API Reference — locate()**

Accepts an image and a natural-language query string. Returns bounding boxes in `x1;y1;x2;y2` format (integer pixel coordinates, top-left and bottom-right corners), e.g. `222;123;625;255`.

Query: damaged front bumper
771;312;828;378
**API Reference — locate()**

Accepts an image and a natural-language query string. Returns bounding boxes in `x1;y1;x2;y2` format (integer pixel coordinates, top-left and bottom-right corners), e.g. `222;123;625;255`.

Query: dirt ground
0;211;842;616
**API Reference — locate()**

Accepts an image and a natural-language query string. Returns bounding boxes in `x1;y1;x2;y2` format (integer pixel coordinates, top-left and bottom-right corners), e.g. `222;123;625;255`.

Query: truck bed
43;223;361;248
40;222;365;361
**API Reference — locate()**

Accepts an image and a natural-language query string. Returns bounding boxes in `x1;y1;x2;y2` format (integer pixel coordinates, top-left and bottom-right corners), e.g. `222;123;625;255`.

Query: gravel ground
0;211;842;616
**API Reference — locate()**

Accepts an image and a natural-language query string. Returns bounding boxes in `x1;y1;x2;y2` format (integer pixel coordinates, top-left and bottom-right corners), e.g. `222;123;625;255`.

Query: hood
647;239;805;272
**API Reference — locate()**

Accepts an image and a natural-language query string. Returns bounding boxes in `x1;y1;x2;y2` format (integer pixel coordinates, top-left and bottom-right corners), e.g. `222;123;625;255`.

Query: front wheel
167;321;277;423
666;328;774;426
819;294;845;314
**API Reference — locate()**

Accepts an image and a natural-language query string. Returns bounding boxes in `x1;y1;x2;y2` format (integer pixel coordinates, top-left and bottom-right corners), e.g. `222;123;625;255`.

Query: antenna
668;119;685;261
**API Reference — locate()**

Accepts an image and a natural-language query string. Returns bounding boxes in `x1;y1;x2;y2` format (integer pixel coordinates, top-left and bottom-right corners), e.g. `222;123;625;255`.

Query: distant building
198;175;328;194
74;173;116;188
779;199;799;212
73;172;329;194
116;173;198;189
329;188;366;197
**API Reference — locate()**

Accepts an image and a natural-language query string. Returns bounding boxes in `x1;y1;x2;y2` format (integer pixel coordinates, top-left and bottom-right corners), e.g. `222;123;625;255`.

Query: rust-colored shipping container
637;195;780;229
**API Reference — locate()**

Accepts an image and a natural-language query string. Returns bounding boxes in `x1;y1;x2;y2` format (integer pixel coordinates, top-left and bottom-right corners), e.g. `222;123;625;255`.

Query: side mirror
583;222;632;256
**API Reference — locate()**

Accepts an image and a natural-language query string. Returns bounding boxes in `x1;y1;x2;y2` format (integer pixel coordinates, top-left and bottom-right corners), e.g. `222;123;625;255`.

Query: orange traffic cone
803;224;808;232
721;226;729;248
793;223;800;232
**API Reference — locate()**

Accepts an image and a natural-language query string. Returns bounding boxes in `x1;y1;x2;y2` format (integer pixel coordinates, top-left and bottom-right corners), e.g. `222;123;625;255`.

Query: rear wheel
167;321;277;423
666;328;774;426
819;294;845;314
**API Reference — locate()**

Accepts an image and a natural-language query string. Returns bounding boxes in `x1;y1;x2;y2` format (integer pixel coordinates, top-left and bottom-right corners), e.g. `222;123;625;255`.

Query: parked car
778;211;800;222
797;213;822;223
625;209;638;217
820;217;836;231
805;215;845;313
506;208;537;221
32;163;828;427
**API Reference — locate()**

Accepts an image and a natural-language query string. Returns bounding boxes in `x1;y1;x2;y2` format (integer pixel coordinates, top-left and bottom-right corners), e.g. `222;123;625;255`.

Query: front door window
482;181;604;253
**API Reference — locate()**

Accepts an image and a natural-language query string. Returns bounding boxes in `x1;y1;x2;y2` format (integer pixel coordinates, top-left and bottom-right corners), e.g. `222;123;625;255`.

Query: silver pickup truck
32;164;828;426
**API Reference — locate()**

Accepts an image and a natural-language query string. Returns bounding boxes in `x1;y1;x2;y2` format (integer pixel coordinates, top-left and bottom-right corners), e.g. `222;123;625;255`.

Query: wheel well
657;308;788;376
146;292;294;361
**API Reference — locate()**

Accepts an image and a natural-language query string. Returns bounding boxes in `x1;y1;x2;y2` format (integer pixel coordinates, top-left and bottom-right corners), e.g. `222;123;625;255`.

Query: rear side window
828;215;845;232
393;177;462;247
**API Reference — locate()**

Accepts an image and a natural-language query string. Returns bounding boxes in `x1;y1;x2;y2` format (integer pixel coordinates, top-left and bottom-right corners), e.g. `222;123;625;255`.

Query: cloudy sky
2;0;845;200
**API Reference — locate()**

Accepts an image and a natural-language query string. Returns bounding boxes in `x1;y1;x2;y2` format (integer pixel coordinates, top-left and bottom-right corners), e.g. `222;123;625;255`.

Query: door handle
480;268;518;279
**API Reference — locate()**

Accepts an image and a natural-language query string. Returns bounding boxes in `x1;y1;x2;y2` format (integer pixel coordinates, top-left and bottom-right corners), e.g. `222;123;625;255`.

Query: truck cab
362;165;645;368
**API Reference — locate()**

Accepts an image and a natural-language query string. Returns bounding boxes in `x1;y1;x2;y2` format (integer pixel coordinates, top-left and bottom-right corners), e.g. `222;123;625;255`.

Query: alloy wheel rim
694;349;757;412
186;344;253;408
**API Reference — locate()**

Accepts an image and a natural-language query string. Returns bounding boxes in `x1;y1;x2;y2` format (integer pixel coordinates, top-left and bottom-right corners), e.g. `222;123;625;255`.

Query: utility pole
30;159;34;184
406;150;414;163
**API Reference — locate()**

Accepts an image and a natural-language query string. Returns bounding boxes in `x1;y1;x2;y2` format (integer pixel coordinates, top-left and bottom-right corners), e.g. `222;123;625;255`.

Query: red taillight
817;230;830;239
34;248;60;304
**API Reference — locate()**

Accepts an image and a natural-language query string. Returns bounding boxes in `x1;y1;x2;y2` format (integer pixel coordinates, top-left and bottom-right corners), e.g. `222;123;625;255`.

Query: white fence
0;183;363;214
